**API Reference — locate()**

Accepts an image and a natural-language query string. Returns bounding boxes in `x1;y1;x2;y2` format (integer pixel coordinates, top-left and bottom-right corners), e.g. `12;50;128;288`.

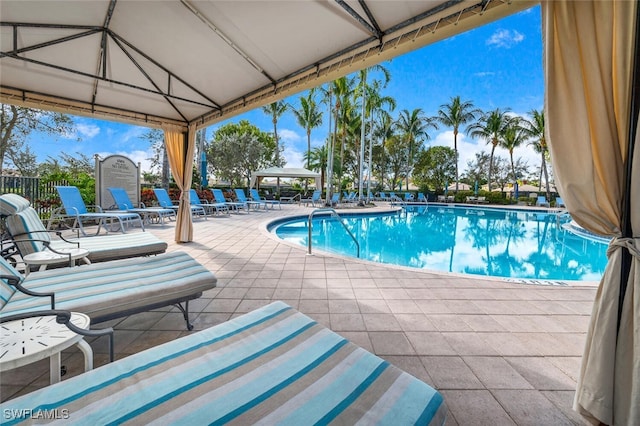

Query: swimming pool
271;206;609;281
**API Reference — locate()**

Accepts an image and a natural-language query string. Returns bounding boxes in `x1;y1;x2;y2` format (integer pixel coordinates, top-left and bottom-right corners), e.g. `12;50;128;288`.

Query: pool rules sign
95;154;140;210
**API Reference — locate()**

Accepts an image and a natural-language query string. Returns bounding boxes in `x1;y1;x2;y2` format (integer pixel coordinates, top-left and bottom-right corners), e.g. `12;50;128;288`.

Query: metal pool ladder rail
308;208;360;258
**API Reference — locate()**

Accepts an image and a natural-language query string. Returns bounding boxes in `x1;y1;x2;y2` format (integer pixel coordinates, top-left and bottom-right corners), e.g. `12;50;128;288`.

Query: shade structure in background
543;1;639;424
200;151;208;188
250;167;321;190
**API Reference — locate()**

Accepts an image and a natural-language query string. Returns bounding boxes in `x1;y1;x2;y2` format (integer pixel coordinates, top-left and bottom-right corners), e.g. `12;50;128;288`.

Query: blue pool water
271;206;609;281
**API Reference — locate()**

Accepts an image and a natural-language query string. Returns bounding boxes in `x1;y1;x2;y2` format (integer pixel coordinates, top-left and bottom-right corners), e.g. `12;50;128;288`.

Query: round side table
0;312;93;384
23;248;91;275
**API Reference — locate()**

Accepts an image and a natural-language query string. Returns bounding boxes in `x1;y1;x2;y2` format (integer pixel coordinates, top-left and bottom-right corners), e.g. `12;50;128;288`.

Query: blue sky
25;5;543;176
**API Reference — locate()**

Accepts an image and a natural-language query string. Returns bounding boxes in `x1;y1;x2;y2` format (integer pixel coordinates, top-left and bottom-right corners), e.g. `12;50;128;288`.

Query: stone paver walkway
1;203;597;425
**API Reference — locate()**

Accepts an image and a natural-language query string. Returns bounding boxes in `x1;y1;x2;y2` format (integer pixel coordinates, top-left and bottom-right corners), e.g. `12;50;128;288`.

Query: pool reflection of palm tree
463;213;503;276
491;214;528;277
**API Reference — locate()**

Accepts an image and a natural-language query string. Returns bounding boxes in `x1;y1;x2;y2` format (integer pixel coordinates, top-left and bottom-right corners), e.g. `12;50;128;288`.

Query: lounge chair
404;192;414;202
535;195;550;207
250;188;281;209
211;188;247;213
189;189;228;216
329;193;340;207
0;302;446;425
378;191;389;201
301;189;322;207
417;192;428;203
152;188;207;220
0;250;217;330
107;187;175;224
51;186;144;236
234;188;262;211
389;192;402;202
437;195;446;202
0;194;168;264
556;196;566;208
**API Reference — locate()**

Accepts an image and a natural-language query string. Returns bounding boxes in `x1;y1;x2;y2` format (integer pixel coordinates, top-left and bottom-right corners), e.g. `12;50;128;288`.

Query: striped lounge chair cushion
0;251;217;321
0;301;446;425
49;232;168;263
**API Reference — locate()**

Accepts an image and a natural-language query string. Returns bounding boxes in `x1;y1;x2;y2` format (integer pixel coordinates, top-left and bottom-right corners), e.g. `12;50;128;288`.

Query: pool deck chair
0;250;217;331
535;195;550;207
0;302;447;425
152;188;207;220
189;189;228;216
556;197;566;208
302;190;322;206
234;188;262;211
250;188;281;209
417;192;428;203
107;187;175;224
211;188;247;213
52;186;144;236
0;194;167;264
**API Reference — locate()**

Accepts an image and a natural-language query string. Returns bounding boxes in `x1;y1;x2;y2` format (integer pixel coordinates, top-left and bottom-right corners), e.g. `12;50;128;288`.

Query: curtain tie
607;237;640;259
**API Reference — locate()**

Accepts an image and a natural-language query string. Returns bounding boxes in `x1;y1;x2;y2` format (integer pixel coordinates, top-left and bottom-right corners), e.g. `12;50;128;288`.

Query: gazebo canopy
250;167;320;189
0;0;533;131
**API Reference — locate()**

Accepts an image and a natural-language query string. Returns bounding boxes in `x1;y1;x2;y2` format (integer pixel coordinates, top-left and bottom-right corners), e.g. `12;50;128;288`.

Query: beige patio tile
492;389;574;425
440;390;516;426
405;332;457;356
362;313;402;331
463;357;533;389
441;332;500;356
329;313;366;331
357;299;391;314
505;357;576;390
368;331;416;355
420;356;483;389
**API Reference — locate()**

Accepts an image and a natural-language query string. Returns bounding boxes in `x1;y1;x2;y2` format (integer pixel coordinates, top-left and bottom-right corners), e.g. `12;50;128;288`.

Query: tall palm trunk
488;140;498;191
454;129;459;192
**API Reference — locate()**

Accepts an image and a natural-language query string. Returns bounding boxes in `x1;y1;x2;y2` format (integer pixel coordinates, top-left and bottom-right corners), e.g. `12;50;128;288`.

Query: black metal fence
0;176;67;217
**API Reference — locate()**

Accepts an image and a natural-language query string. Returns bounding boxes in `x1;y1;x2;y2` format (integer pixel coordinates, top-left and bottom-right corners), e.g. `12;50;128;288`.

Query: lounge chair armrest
86;205;105;213
0;310;114;363
0;274;56;308
11;232;80;249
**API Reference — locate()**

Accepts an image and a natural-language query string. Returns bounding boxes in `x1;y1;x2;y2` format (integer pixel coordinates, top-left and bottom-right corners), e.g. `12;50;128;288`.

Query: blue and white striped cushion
5;206;50;255
0;302;446;425
0;256;21;310
1;251;216;320
0;193;31;216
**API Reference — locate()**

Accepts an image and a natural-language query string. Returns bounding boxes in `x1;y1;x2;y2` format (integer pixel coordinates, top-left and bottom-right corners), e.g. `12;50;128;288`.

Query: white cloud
427;129;542;177
474;71;496;78
282;145;305;168
486;29;524;49
76;123;100;139
278;128;303;144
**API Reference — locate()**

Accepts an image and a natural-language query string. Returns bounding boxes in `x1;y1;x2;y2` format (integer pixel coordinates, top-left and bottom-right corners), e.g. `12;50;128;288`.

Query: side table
0;312;93;384
23;247;91;276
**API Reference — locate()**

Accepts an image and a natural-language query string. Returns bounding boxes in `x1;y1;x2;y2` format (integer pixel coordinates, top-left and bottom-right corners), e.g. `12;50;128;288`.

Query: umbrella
200;152;207;188
474;180;478;195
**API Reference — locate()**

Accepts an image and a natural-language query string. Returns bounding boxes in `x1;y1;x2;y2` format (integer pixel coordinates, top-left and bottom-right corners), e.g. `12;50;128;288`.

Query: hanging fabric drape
543;2;639;424
163;123;196;243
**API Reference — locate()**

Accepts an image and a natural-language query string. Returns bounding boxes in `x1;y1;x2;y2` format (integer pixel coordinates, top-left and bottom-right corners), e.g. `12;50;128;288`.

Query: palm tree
290;88;323;170
467;108;511;192
261;100;288;166
372;110;395;190
308;145;328;192
499;117;528;187
436;96;479;192
396;108;437;189
521;110;549;200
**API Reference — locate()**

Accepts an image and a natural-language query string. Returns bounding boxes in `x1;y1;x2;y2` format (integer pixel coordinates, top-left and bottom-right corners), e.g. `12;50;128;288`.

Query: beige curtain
163;123;196;243
543;2;639;424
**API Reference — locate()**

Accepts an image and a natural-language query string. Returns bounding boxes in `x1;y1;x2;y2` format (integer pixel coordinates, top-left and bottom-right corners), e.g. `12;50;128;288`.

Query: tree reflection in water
274;206;609;281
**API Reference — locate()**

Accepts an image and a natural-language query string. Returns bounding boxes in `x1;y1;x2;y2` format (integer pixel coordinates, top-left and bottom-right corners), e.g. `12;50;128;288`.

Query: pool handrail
307;208;360;258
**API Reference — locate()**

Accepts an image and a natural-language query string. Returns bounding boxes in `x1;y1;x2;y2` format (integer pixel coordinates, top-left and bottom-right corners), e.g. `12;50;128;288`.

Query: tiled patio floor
1;203;597;425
